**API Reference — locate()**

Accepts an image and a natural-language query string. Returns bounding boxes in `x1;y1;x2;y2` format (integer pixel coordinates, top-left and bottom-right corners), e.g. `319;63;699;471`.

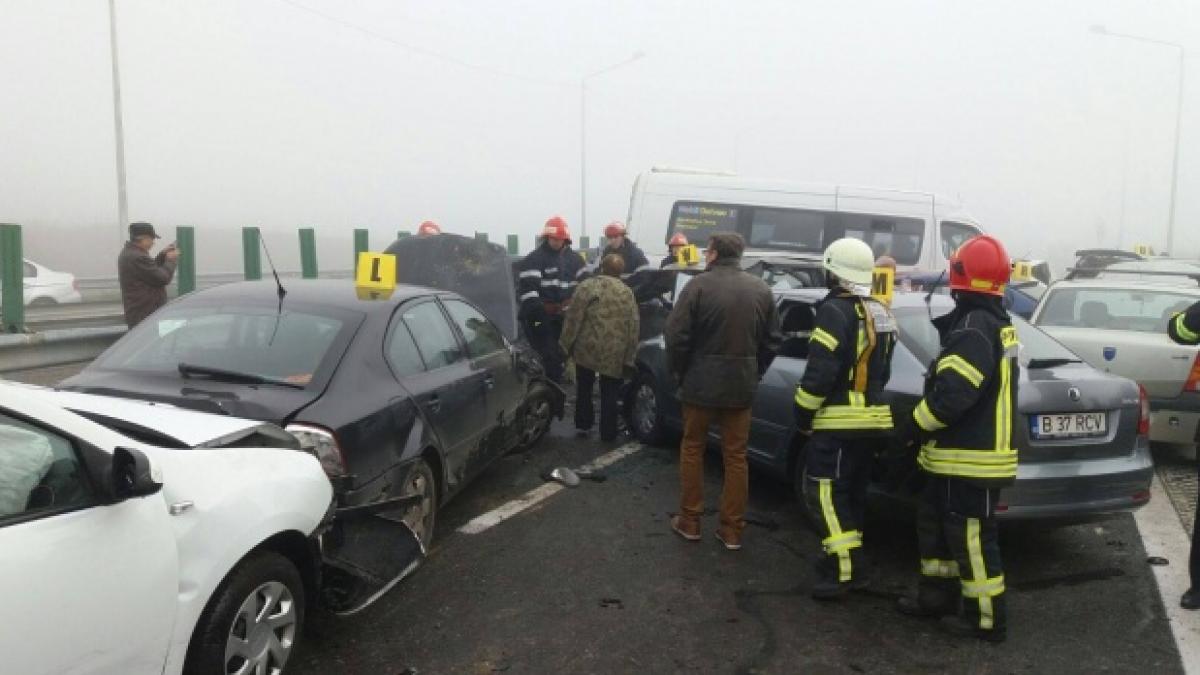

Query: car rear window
1037;287;1196;334
895;308;1077;367
95;306;348;385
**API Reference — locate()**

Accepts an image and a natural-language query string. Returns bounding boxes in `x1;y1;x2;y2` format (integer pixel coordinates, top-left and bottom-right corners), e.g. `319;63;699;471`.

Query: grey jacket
664;258;781;408
118;242;176;327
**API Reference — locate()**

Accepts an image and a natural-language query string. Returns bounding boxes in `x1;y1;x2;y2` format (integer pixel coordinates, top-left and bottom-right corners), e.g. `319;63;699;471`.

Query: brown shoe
671;515;701;541
715;528;742;551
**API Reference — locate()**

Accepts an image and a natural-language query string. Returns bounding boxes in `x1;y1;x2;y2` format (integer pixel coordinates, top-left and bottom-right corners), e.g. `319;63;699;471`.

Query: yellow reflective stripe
1000;326;1019;349
921;558;960;578
966;518;995;631
813;419;894;430
813;404;893;430
1175;313;1200;343
818;479;853;582
847;392;866;407
963;575;1006;598
811;327;839;352
794;387;825;411
917;456;1018;479
995;357;1012;453
936;355;984;388
823;530;862;553
919;446;1018;466
914;400;946;432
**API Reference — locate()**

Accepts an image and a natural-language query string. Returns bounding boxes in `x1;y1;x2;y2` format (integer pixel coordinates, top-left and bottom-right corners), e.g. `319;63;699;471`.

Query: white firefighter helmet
822;237;875;287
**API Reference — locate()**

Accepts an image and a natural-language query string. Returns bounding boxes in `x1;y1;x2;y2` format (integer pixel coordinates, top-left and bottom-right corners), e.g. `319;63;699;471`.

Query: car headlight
285;423;347;477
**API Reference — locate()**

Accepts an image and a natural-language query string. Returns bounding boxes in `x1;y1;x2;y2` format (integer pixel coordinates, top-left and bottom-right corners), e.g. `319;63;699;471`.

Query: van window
941;221;981;259
840;214;924;265
748;208;827;252
668;202;741;247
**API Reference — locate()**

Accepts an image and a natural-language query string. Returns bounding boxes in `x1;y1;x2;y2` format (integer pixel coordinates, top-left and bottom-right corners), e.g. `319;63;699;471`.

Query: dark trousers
803;433;874;583
526;316;564;383
1192;457;1199;591
916;475;1007;633
575;366;622;441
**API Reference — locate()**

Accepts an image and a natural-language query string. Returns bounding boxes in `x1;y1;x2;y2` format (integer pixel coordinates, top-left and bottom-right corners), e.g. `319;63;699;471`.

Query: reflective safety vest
912;299;1020;486
1168;301;1200;346
793;290;896;437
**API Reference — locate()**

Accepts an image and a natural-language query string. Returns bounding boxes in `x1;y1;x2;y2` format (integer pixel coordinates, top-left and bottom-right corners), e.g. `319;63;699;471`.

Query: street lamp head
1090;24;1109;35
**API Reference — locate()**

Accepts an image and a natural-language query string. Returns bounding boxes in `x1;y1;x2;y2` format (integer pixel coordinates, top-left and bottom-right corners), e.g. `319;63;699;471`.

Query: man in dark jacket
1167;300;1200;610
118;222;178;328
516;216;587;383
600;221;660;303
894;234;1017;643
665;232;781;550
794;238;896;599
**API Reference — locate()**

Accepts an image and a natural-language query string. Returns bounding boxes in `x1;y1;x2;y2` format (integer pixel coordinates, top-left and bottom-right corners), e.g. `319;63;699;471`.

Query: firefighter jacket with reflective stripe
516;242;587;320
793;289;896;437
912;294;1019;487
1168;301;1200;346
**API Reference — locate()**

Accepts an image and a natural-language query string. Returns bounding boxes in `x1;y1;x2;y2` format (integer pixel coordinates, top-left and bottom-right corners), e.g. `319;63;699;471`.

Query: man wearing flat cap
118;222;179;327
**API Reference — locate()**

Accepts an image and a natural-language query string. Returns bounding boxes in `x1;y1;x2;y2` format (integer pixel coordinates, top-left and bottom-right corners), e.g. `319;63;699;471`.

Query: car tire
627;370;670;446
184;550;306;675
518;382;554;449
399;458;438;550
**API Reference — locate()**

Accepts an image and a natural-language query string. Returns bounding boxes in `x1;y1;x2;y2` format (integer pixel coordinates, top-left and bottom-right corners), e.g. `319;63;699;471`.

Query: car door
0;410;178;675
441;297;524;462
395;299;489;489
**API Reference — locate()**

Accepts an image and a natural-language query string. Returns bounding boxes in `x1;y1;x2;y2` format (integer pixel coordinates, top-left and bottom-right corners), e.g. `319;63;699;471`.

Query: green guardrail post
299;228;318;279
507;234;519;255
242;227;262;280
353;228;369;271
475;232;489;244
580;235;591;252
176;226;196;295
0;223;25;333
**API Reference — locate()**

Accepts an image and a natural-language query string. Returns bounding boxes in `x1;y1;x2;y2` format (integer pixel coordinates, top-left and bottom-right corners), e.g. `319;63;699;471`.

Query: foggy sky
1;0;1196;276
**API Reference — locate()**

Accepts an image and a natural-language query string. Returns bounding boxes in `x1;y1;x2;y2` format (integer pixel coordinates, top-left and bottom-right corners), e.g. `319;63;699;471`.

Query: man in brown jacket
118;222;178;327
665;232;781;550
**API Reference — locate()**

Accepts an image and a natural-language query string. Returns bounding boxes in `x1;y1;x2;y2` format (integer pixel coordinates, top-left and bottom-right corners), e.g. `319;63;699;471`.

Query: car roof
185;279;444;313
775;288;955;310
1048;270;1200;294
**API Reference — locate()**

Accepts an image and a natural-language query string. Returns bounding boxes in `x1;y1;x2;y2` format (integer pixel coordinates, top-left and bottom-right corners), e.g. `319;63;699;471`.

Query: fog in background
2;0;1196;277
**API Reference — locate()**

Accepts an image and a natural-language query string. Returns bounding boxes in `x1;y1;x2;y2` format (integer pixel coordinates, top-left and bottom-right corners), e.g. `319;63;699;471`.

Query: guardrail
0;326;127;374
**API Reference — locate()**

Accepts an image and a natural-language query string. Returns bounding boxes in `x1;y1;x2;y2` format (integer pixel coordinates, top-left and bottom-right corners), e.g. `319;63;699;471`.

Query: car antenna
259;234;287;345
925;269;946;322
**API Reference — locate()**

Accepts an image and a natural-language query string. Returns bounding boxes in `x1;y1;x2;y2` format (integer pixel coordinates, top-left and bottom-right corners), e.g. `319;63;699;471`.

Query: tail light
1184;354;1200;393
1137;384;1151;437
285;423;347;477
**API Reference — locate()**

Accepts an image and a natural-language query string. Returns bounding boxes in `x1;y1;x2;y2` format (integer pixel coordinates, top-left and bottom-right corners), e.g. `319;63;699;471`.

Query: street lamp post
1091;25;1186;254
580;52;644;239
108;0;129;243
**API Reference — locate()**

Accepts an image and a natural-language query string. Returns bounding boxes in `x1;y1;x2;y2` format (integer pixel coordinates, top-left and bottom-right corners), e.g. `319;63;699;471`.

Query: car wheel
184;551;305;675
518;382;553;449
627;370;668;446
399;458;437;549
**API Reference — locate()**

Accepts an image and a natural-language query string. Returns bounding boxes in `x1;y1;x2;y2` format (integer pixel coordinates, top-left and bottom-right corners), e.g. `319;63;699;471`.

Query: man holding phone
118;222;179;327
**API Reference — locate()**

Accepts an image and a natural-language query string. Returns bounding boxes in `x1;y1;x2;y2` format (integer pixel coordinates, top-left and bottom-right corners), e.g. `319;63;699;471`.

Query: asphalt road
6;363;1188;673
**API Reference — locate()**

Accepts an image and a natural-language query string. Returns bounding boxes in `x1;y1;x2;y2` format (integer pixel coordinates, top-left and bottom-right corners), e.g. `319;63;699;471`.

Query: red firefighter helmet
603;221;627;238
417;220;441;236
948;234;1011;296
542;215;571;241
668;232;689;247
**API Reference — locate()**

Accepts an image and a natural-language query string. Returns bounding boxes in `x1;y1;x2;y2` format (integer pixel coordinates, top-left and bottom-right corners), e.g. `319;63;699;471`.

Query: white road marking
1133;473;1198;673
457;442;644;535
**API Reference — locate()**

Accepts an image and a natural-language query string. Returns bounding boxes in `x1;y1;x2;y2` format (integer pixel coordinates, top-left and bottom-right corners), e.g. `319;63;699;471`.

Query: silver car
628;288;1153;519
1032;262;1200;446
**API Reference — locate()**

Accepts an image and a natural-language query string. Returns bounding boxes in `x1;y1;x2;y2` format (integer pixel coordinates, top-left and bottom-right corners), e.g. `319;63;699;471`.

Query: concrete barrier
0;326;126;374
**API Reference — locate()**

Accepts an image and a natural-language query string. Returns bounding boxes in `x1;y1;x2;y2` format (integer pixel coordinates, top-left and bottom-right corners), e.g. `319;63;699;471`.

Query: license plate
1030;412;1107;439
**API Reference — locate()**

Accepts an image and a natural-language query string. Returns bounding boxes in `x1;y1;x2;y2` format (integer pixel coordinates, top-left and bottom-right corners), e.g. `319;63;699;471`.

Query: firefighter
516;215;586;383
894;234;1018;642
602;221;651;274
793;237;897;600
417;220;441;237
1167;299;1200;610
661;232;690;268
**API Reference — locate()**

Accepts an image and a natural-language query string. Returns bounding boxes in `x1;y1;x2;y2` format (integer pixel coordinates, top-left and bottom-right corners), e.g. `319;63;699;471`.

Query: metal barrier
0;326;127;374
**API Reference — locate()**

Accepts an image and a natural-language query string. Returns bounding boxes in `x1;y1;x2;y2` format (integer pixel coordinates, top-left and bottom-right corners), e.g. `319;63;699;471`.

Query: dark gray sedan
626;288;1153;520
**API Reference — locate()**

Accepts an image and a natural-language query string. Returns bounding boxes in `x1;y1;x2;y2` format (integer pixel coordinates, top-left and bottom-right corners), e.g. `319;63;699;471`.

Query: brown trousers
678;403;752;535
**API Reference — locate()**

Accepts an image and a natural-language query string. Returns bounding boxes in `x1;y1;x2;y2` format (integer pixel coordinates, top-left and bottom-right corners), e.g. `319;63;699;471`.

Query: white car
0;384;333;675
22;258;83;306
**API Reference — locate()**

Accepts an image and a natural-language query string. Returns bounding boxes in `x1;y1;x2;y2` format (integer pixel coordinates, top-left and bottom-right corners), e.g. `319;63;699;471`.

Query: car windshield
93;305;349;386
895;307;1078;368
1036;287;1197;334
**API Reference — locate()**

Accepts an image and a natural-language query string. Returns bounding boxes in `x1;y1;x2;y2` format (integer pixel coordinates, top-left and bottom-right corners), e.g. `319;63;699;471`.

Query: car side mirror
110;447;162;500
